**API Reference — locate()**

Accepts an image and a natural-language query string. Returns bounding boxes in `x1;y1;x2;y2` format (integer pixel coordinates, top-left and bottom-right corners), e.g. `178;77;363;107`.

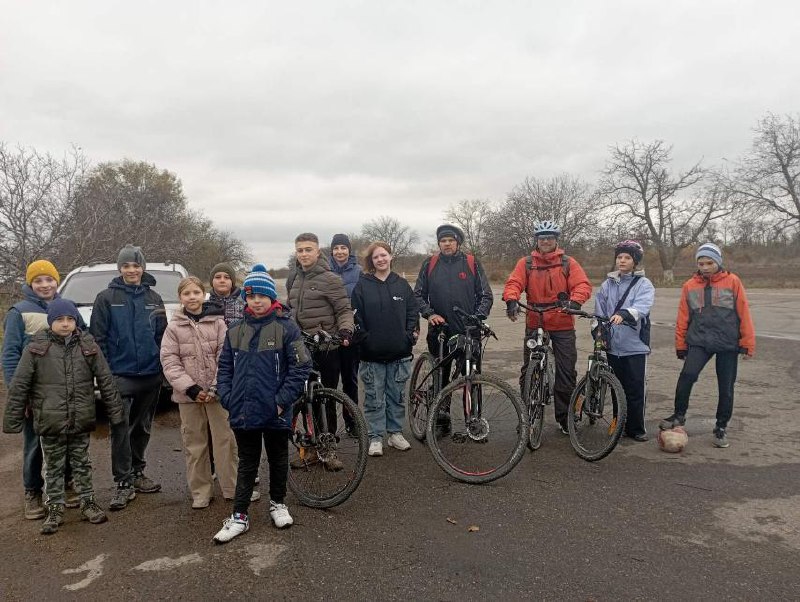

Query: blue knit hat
47;298;80;327
696;242;723;267
241;264;277;300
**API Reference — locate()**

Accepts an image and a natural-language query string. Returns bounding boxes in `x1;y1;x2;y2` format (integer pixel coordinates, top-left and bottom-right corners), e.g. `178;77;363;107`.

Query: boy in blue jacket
593;241;655;441
213;265;312;544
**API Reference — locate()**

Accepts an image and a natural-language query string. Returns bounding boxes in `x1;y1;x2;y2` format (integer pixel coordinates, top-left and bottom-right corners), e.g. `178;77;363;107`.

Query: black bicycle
423;307;527;484
562;308;627;461
518;303;558;451
288;332;369;507
407;324;450;441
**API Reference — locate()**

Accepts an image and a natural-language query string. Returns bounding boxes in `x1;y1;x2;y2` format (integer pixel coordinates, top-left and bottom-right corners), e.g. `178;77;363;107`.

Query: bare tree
0;143;87;286
723;113;800;233
598;140;730;283
445;199;491;257
360;216;419;258
483;174;596;261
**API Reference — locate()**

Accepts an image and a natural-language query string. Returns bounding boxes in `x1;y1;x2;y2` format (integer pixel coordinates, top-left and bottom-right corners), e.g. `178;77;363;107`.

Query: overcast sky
2;1;799;267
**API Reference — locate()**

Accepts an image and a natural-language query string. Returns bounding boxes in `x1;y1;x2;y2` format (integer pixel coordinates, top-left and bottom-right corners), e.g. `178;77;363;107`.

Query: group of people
1;221;755;544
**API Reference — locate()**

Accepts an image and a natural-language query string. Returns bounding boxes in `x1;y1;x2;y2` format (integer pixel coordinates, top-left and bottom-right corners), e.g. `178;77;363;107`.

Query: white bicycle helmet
534;220;561;237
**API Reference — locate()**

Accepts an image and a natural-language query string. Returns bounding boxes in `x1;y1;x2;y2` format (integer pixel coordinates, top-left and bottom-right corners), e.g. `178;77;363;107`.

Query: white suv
58;262;189;325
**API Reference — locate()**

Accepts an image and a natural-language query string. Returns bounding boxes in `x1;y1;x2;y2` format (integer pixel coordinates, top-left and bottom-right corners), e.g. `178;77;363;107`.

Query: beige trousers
178;401;238;502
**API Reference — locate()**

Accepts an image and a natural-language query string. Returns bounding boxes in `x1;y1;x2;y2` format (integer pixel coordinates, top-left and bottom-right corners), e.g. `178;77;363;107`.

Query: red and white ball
657;426;688;453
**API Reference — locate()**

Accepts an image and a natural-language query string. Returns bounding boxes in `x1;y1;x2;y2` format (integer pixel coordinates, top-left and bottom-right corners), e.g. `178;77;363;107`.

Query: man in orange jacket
503;221;592;434
659;242;755;448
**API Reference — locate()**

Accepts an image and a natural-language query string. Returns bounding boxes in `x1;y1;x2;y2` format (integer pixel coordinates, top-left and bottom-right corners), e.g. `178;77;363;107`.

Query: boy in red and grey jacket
659;243;755;448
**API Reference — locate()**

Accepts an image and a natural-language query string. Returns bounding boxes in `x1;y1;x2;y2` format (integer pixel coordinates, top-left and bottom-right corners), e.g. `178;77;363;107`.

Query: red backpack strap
466;254;476;276
426;253;440;276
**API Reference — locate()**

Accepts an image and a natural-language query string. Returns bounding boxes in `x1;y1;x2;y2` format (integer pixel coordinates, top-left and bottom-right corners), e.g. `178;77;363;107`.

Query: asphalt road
0;288;798;600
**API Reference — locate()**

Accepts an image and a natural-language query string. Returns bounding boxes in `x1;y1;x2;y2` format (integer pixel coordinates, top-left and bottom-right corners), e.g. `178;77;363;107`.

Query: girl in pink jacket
160;277;238;508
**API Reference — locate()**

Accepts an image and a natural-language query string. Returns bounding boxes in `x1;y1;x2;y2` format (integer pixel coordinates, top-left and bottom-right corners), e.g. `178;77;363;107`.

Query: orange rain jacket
675;270;755;356
503;248;592;332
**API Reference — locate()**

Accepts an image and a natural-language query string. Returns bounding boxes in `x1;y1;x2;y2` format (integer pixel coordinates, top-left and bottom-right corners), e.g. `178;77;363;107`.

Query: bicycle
288;331;369;507
424;307;527;484
517;302;558;451
561;307;627;461
407;324;450;441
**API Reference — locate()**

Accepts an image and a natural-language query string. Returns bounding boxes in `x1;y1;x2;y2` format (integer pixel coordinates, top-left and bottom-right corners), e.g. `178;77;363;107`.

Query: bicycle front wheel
522;363;545;452
288;389;368;508
568;372;627;462
426;374;526;484
408;352;436;441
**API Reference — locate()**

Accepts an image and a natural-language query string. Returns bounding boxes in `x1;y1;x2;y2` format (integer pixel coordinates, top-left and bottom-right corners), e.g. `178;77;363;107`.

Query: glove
676;350;687;360
566;300;581;311
506;300;520;319
338;329;353;346
186;384;202;401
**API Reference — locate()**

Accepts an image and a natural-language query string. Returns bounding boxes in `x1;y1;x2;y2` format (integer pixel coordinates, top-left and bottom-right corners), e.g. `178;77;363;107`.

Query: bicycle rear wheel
426;374;526;484
288;389;368;508
408;352;435;441
522;363;545;451
568;371;627;462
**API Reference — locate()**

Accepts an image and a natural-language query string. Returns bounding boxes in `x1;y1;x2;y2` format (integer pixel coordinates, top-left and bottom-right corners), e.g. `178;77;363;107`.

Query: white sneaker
250;490;261;502
213;513;249;544
368;440;383;456
387;433;411;451
269;501;293;528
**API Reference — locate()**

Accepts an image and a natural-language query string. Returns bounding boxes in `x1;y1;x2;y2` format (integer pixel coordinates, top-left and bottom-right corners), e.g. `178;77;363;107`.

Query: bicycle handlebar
452;306;497;340
561;307;611;323
301;330;344;349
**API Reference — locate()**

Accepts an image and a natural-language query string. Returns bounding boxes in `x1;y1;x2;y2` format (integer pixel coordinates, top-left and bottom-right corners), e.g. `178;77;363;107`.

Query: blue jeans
23;413;44;493
359;358;411;441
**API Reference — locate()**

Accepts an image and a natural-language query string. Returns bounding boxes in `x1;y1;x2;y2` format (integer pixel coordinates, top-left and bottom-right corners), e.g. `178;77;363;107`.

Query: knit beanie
330;233;352;252
241;264;277;301
117;244;147;271
47;298;80;326
210;262;237;286
696;242;723;267
26;260;60;285
436;224;464;244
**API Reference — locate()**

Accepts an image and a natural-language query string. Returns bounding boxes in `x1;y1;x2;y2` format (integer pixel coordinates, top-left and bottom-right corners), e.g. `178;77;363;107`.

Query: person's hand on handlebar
506;300;520;322
428;314;446;326
338;329;352;347
610;314;624;325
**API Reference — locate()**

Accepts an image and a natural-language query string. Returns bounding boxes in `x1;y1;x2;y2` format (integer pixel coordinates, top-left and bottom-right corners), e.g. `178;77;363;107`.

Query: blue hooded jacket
329;255;362;298
89;273;167;376
593;270;655;357
217;306;312;431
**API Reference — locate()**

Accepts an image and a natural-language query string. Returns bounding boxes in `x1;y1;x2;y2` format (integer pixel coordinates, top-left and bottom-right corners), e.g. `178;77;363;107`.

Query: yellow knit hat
25;260;60;285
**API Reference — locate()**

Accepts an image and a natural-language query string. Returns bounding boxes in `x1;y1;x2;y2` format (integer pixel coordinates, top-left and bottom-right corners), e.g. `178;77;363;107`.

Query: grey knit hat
210;262;237;286
117;244;146;271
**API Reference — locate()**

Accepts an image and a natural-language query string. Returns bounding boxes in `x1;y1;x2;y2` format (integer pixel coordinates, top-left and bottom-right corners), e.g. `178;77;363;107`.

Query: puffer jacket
217;305;312;431
502;248;592;332
676;270;755;355
90;273;167;376
329;255;362;297
286;256;354;339
208;287;245;327
2;286;86;384
3;330;124;436
594;270;655;356
160;304;227;403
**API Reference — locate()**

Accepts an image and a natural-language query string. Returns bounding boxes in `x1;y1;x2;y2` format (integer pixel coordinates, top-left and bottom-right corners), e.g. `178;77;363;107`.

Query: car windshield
59;270;185;304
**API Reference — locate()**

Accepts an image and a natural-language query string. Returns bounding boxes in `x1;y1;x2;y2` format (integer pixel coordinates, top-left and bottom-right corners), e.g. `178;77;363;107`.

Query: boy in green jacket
3;299;124;535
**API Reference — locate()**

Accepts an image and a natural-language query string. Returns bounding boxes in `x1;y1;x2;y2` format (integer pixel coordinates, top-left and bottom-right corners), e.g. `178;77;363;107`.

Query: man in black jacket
414;225;494;432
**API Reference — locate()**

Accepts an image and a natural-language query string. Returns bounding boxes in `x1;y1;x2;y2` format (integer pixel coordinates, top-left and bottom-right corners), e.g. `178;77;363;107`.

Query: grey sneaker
80;497;108;524
24;491;45;520
133;473;161;493
41;504;65;535
109;483;136;510
659;414;686;430
713;428;730;448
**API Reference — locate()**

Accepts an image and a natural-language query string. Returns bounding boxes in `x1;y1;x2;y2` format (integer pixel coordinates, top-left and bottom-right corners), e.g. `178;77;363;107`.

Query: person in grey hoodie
593;240;655;441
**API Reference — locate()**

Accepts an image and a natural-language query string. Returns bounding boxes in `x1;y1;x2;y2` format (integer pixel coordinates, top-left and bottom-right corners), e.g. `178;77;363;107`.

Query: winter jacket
675;270;755;356
209;287;246;327
286;256;354;339
329;255;362;298
413;251;494;336
352;272;419;363
502;248;592;332
2;287;86;384
3;330;124;436
594;270;655;357
89;273;167;377
217;306;312;431
160;304;227;403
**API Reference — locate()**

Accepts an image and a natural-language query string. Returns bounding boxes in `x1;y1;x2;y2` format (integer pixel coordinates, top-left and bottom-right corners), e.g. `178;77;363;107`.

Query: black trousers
674;346;738;429
232;429;289;514
338;344;360;429
520;329;577;424
313;349;340;432
608;354;647;437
